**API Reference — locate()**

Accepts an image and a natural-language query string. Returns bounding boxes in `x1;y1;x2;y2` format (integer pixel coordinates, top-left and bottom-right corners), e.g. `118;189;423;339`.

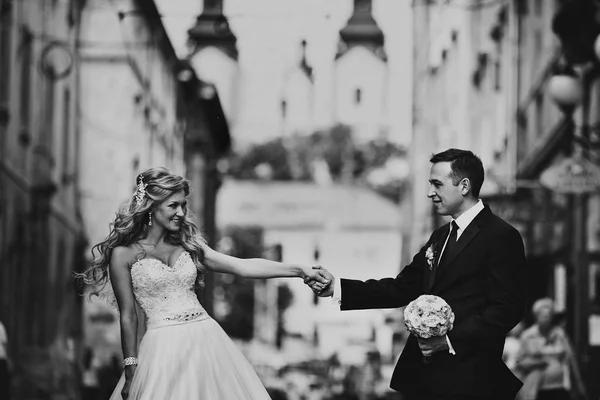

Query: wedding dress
108;251;271;400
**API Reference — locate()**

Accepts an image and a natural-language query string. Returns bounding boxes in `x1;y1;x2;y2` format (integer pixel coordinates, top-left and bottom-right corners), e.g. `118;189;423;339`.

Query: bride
76;167;330;399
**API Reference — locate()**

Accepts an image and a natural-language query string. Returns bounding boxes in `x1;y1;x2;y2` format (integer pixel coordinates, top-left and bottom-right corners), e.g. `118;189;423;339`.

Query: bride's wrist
124;365;136;379
298;265;309;279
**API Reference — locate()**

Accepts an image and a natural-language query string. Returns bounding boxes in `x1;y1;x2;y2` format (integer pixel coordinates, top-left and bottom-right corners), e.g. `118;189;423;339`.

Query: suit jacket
340;205;526;399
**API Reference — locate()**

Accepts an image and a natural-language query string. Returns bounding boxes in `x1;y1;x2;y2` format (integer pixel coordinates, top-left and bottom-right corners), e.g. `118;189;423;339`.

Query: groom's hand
304;265;334;297
417;335;449;356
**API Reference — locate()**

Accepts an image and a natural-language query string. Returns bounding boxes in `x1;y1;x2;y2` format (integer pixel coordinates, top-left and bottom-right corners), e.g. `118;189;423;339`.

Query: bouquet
404;294;455;363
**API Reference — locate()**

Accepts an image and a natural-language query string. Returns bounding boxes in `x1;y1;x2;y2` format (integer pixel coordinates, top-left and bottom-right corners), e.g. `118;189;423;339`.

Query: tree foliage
226;124;409;203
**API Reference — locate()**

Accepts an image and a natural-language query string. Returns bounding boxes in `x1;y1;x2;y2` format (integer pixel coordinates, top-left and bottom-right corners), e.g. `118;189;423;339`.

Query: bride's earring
149;211;153;226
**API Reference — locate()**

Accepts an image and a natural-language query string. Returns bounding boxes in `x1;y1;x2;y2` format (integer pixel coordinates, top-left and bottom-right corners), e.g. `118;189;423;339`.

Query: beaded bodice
131;251;207;327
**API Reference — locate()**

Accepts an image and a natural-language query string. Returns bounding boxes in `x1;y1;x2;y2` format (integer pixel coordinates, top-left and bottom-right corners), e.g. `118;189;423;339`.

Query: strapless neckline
132;250;188;270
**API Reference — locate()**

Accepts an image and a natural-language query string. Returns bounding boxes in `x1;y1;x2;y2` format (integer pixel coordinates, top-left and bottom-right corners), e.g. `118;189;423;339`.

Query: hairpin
135;175;147;206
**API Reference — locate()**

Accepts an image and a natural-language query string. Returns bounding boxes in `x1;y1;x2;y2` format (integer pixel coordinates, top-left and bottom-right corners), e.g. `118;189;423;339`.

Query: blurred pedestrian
309;149;527;400
504;321;526;375
0;319;10;400
75;167;329;400
515;298;586;400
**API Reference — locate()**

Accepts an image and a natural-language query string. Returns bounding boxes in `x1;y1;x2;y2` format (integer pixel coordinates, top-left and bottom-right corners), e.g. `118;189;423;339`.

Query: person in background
504;321;525;375
516;298;586;400
0;319;10;400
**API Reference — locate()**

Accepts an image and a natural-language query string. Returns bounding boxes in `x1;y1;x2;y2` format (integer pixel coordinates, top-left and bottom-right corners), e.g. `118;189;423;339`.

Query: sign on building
540;155;600;194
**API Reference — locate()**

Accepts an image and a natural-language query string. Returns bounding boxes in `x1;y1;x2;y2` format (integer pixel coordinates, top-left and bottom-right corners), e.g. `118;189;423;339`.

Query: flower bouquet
404;294;455;363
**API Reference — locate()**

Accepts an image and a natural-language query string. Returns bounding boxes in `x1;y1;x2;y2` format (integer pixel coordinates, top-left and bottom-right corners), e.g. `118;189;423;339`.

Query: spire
188;0;238;60
300;39;313;81
336;0;386;61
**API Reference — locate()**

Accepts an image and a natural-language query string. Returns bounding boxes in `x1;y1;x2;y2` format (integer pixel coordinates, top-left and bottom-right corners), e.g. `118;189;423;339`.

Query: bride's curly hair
75;167;207;299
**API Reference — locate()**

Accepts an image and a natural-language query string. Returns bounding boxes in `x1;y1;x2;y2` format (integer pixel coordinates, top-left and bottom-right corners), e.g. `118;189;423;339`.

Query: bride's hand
122;366;136;399
122;378;132;399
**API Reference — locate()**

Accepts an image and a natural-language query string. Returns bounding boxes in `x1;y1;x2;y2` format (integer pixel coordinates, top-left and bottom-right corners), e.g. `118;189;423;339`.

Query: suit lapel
429;205;492;290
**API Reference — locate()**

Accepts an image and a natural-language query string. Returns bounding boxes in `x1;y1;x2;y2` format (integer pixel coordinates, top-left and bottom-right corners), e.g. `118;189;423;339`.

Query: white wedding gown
108;251;272;400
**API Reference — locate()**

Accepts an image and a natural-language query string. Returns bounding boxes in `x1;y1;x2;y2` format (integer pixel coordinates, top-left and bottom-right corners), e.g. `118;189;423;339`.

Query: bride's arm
201;243;329;284
109;247;138;381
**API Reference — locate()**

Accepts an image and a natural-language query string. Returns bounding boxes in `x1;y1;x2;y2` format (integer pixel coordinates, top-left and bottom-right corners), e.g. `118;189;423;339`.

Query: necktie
438;221;458;268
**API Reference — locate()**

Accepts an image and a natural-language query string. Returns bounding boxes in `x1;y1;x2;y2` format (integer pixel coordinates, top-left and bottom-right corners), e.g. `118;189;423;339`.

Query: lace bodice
130;251;207;327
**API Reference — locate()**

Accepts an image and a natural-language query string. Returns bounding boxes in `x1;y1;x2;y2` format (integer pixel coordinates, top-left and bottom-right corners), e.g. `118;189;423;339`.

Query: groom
308;149;526;400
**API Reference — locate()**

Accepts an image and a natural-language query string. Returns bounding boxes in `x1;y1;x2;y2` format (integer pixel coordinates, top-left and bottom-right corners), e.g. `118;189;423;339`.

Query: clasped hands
304;265;334;297
303;265;449;356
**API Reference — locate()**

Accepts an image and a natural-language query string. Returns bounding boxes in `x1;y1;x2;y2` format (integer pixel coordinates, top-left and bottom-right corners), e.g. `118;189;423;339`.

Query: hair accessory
122;356;138;368
135;175;147;206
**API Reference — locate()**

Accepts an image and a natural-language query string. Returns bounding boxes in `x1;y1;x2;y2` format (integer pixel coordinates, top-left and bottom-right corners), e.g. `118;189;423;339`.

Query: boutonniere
425;243;440;270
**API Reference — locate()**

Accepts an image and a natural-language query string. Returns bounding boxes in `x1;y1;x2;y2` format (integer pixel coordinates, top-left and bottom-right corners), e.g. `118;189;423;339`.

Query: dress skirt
109;316;271;400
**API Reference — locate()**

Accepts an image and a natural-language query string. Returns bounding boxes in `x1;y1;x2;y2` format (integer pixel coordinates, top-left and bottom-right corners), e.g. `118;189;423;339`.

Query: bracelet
122;357;138;368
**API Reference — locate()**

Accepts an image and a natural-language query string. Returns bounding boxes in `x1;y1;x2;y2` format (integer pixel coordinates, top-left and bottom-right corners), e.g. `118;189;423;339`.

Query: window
280;99;287;119
533;0;543;17
354;88;362;105
533;30;542;76
535;93;544;138
43;76;55;151
61;88;70;182
19;27;32;152
494;55;501;91
0;1;13;139
0;1;11;101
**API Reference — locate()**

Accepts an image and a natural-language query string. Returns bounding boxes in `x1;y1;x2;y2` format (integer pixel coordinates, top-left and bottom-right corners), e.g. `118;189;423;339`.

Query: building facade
409;0;600;397
0;0;86;397
408;0;568;264
78;0;186;256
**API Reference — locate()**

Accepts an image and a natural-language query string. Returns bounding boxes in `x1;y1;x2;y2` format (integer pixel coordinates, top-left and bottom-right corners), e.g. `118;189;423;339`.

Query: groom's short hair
430;149;485;197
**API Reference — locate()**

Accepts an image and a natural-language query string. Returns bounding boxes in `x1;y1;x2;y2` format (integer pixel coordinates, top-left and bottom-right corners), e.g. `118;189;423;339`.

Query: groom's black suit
340;205;526;400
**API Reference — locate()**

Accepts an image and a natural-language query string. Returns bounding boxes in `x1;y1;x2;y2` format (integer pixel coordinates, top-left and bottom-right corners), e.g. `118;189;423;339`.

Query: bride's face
153;190;187;232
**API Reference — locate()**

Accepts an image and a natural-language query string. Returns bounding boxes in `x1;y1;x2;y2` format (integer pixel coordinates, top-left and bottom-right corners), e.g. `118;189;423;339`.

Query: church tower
334;0;388;143
280;39;314;138
187;0;238;124
279;40;315;179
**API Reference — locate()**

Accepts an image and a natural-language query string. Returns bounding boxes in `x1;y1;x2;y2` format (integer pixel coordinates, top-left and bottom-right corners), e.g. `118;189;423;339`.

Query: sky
155;0;413;146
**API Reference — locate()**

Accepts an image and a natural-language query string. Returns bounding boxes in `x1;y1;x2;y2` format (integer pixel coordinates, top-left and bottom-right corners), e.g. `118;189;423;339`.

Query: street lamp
549;3;600;396
545;59;600;391
544;65;600;194
545;52;600;178
547;67;582;116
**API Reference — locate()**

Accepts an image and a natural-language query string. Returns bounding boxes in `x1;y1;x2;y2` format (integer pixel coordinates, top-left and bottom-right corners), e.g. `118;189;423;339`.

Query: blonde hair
75;167;207;298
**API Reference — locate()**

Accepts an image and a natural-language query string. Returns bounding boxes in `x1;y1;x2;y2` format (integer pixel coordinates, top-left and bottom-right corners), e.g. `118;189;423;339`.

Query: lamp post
549;3;600;396
546;62;600;396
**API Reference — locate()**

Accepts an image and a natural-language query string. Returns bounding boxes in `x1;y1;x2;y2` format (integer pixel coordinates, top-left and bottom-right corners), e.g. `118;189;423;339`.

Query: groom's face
428;161;464;218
